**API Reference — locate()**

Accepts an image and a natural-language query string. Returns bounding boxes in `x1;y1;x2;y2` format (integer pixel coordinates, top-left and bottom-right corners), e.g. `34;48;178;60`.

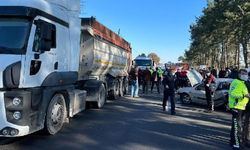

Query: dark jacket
219;70;226;78
245;80;250;112
143;69;151;81
204;74;216;91
204;74;216;85
162;71;175;92
129;67;138;80
229;69;238;79
151;70;161;82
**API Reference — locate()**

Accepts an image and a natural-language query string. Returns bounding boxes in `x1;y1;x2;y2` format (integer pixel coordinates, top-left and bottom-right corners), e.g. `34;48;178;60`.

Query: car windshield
134;60;152;66
0;18;31;54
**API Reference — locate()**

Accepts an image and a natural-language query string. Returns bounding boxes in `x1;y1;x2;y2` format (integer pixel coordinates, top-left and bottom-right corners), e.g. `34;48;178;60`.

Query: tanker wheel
119;80;124;97
123;80;128;95
44;94;66;135
114;80;120;99
96;84;106;108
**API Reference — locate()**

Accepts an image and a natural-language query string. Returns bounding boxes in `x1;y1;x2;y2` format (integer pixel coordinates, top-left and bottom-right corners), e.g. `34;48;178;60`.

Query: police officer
162;67;176;115
149;67;154;75
157;67;164;82
229;69;249;150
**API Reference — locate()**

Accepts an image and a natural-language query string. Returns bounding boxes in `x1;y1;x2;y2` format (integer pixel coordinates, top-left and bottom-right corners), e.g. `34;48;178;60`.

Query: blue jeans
131;80;139;97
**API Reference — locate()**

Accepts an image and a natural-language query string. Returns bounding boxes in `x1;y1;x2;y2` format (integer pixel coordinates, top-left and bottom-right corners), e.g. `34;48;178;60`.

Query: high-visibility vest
149;69;154;75
228;79;249;110
157;68;164;77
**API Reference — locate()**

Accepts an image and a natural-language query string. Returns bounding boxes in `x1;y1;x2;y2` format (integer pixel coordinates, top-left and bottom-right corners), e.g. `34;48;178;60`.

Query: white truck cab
0;0;131;137
0;0;81;137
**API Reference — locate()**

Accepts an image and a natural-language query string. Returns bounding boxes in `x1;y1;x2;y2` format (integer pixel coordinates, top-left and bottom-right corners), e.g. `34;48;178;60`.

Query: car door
213;81;230;107
190;83;206;105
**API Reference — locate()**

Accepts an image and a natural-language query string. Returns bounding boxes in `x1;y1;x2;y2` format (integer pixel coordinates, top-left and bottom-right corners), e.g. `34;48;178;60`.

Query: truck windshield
134;60;152;66
0;18;30;54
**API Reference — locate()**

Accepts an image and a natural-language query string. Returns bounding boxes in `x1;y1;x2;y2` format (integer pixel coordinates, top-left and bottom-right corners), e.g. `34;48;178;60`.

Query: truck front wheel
45;94;66;135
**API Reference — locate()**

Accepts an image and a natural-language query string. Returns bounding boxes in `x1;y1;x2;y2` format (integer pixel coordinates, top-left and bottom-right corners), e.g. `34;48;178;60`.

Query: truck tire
119;80;124;97
114;80;120;99
123;79;128;95
109;80;119;100
44;94;66;135
96;84;106;108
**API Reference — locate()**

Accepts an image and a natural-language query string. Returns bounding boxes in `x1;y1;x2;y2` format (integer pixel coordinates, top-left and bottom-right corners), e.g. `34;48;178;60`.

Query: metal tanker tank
78;17;132;80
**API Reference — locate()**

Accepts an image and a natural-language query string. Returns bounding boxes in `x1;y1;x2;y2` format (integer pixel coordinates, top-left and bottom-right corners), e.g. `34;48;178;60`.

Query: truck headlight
2;129;8;135
13;111;21;120
10;129;18;136
13;97;22;106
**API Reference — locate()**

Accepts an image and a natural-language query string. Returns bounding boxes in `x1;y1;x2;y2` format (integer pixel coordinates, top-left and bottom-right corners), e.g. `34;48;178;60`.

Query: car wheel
180;93;191;104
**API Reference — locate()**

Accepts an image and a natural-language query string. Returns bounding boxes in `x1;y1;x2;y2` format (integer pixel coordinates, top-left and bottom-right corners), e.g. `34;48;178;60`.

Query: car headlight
13;97;22;106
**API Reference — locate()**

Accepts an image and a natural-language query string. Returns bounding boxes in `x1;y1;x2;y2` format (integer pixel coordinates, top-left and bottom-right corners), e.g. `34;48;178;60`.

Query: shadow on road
0;92;240;150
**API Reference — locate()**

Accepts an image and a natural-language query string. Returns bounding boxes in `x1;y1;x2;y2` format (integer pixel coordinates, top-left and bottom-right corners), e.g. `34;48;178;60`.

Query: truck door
21;18;58;87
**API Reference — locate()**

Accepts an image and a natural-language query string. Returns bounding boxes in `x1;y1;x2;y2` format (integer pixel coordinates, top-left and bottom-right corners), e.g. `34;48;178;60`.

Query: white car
177;70;233;108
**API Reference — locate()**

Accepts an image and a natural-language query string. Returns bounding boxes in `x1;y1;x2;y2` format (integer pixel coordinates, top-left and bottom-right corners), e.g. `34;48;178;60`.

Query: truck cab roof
0;0;80;24
134;56;152;60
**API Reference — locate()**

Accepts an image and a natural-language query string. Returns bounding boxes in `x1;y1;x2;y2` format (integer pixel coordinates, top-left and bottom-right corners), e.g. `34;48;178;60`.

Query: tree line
180;0;250;69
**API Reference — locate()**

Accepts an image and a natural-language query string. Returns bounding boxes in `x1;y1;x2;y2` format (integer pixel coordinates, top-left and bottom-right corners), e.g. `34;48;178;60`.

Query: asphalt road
0;92;248;150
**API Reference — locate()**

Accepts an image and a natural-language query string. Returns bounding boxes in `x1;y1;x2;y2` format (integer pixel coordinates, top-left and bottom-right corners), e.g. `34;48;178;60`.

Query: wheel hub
51;103;62;124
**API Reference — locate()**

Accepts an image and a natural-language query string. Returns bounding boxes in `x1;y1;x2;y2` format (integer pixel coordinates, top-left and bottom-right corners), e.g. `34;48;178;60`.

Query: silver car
177;72;233;108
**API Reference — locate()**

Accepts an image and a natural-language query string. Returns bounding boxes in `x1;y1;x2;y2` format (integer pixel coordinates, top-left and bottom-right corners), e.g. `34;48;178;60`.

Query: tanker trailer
79;17;132;104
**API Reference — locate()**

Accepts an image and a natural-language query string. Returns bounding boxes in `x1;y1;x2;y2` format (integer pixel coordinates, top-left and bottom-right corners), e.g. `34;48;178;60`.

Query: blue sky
81;0;207;63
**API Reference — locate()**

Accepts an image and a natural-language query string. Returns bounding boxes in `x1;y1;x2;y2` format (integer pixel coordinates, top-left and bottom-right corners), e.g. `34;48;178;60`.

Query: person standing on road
242;71;250;148
157;67;164;85
180;69;188;87
151;67;161;94
142;67;151;94
138;68;143;90
162;67;176;115
228;69;249;150
219;67;227;78
230;67;239;79
129;65;139;98
174;68;181;90
204;70;216;113
211;66;218;78
149;67;154;75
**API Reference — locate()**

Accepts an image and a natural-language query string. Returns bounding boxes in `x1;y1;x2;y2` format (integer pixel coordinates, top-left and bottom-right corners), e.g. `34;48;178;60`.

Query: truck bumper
0;92;29;137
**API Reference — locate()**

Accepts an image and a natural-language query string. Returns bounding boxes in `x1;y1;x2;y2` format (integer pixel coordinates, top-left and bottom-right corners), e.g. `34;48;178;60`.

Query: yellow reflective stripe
229;94;243;100
95;59;126;67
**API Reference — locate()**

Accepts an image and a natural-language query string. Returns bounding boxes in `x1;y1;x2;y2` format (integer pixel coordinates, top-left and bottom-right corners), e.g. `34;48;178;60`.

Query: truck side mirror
33;20;56;53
